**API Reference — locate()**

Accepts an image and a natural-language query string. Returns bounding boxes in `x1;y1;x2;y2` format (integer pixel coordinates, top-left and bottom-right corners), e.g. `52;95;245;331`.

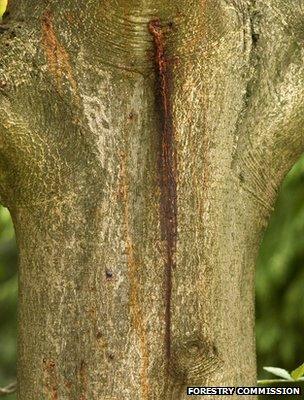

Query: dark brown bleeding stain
148;19;177;374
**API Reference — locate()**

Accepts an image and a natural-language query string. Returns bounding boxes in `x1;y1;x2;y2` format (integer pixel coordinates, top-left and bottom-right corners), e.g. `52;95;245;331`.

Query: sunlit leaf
291;363;304;380
263;366;292;380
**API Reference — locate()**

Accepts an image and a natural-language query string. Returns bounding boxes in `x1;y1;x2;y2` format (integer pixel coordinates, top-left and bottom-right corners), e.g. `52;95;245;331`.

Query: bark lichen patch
148;19;177;374
119;152;150;399
41;10;77;95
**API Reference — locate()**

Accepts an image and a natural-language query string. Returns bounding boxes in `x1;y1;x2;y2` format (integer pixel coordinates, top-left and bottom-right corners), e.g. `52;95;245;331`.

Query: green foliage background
0;157;304;398
256;156;304;385
0;207;17;400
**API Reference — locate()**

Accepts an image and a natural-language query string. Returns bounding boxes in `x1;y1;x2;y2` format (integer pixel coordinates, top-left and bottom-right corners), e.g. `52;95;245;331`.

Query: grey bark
0;0;303;399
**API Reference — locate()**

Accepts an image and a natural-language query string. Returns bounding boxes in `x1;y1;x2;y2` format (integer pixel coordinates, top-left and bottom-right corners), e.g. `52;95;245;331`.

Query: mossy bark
1;0;304;399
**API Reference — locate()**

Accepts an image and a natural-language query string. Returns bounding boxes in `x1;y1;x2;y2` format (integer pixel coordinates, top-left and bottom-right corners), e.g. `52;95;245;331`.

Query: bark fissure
148;19;177;374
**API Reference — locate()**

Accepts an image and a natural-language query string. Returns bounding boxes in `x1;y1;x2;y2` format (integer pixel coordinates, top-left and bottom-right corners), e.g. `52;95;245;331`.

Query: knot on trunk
170;336;222;384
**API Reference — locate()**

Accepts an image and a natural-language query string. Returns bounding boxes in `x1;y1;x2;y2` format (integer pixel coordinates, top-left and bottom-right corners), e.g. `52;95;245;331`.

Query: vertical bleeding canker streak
149;19;177;371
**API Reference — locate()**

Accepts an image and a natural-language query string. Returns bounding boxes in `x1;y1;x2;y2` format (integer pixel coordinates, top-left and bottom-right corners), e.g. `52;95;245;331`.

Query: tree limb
0;382;17;397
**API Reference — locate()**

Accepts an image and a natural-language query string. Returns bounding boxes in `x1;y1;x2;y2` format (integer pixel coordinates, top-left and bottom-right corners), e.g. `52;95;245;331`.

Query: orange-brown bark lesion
42;358;59;400
119;152;150;399
41;10;77;95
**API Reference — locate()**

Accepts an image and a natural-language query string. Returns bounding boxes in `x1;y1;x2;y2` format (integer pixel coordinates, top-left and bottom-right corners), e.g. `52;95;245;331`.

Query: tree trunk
1;0;304;399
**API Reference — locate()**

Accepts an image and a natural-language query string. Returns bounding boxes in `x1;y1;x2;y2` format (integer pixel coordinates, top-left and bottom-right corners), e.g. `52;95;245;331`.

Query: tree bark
1;0;304;399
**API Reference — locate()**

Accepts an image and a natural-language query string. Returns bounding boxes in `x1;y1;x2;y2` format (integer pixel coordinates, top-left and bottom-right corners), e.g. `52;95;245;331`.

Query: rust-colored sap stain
64;378;73;400
78;360;87;400
65;379;72;391
41;10;77;94
148;19;177;373
43;359;59;400
119;152;150;399
65;12;75;24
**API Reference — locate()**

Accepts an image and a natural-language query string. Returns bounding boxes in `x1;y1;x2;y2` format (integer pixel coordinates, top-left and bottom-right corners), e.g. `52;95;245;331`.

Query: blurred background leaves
256;156;304;381
0;157;304;399
0;207;17;400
